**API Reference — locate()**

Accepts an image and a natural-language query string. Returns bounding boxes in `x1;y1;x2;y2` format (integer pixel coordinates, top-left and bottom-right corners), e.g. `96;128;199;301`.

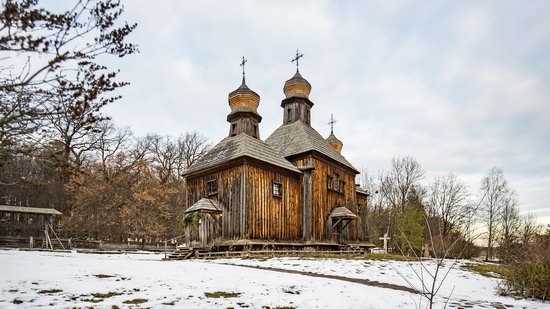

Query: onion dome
229;77;260;112
283;70;311;99
326;132;343;153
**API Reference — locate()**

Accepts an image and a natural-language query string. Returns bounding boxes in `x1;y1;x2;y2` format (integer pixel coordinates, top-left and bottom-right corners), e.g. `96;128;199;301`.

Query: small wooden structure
183;198;222;248
330;206;357;243
0;205;63;249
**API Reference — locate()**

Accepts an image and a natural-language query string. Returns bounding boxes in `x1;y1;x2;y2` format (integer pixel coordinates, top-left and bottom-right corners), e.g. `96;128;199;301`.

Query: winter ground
0;250;547;308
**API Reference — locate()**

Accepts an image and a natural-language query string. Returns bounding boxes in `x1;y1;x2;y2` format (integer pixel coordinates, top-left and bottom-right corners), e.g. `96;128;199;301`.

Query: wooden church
182;55;369;248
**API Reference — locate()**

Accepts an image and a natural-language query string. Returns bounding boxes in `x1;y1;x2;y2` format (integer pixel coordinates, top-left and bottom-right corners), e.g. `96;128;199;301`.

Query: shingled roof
185;133;301;175
184;198;222;214
265;121;358;173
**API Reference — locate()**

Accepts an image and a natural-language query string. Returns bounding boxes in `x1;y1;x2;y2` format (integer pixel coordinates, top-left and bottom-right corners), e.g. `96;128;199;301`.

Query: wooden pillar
300;166;314;241
29;236;33;249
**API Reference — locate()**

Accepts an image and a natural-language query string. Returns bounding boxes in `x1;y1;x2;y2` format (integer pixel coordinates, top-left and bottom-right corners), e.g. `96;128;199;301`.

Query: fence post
68;238;72;249
164;241;167;259
29;236;33;249
98;240;102;250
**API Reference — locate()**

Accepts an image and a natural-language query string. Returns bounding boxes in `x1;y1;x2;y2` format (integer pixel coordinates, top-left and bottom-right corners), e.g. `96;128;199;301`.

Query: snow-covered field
0;249;547;308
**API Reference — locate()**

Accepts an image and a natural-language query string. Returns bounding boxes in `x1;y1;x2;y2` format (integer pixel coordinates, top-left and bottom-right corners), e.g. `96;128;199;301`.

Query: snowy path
0;250;547;308
217;262;419;294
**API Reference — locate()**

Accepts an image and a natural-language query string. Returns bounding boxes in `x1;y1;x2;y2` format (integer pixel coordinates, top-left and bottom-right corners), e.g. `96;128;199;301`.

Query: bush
500;259;550;300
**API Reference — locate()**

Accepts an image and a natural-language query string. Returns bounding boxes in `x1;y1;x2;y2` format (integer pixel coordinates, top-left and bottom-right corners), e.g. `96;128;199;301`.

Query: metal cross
328;113;337;134
240;56;247;82
291;49;304;69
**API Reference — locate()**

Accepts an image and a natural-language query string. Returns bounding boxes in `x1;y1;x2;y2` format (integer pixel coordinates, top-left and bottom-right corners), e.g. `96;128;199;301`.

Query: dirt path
218;262;419;294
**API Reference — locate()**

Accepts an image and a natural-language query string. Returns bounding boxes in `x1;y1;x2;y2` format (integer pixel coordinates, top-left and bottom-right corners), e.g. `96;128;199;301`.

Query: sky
88;1;550;224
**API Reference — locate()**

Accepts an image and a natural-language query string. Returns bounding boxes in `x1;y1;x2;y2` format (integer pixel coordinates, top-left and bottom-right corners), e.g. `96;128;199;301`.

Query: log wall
291;153;365;242
186;161;302;241
245;164;301;240
186;165;245;239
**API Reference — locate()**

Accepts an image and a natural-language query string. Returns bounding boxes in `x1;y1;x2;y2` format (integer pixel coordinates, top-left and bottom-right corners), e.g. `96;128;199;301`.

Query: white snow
0;249;547;308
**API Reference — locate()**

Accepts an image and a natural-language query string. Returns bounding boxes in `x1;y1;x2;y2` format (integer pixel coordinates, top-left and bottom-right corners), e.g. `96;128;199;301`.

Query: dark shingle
265;121;358;173
185;133;301;175
184;198;222;214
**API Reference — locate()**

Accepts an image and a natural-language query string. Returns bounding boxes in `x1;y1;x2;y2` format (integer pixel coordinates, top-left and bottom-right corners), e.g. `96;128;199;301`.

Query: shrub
500;259;550;300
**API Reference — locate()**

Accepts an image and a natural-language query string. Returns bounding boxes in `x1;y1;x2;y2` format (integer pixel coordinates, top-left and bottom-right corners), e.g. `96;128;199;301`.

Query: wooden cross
328;113;337;134
379;233;391;254
240;56;247;82
291;49;304;69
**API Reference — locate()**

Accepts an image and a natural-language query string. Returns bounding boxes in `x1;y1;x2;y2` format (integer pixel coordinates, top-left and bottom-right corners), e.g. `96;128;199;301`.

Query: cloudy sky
94;1;549;223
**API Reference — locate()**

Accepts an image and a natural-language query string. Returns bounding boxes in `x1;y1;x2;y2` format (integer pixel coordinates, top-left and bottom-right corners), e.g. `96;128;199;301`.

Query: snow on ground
212;257;548;308
0;249;547;308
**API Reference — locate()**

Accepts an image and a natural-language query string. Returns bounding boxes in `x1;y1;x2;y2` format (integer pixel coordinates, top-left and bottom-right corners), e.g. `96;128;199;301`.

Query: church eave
286;150;359;175
184;155;302;180
226;110;262;122
280;96;314;108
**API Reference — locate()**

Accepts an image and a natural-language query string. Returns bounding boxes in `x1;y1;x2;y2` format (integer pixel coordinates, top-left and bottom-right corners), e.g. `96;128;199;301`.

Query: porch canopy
330;206;357;243
184;198;222;214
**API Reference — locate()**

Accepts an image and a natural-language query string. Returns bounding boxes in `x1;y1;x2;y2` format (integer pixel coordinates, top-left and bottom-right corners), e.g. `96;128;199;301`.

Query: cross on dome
328;113;337;134
240;56;248;83
291;49;304;71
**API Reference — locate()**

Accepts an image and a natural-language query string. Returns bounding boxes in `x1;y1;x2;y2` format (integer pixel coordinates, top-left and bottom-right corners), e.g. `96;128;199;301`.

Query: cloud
98;1;550;224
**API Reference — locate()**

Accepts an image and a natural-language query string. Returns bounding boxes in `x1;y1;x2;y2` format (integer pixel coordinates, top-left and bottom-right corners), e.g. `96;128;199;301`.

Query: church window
326;176;333;190
231;124;237;136
206;179;218;196
253;124;258;138
272;181;282;197
287;108;291;123
307;110;310;123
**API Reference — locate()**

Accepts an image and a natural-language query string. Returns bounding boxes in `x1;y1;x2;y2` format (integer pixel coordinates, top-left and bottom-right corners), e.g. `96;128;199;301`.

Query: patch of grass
123;298;148;304
461;262;508;278
162;301;176;305
205;291;241;298
12;299;23;305
81;298;104;303
94;274;116;279
37;289;63;294
91;291;123;298
8;289;18;293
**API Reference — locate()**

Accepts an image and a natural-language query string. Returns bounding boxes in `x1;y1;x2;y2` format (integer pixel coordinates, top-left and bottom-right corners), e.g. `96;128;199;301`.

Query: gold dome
326;132;343;153
229;78;260;112
283;70;311;99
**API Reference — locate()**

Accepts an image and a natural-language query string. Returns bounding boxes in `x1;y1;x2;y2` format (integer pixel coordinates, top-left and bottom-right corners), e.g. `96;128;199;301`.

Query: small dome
326;132;343;153
229;78;260;111
283;70;311;99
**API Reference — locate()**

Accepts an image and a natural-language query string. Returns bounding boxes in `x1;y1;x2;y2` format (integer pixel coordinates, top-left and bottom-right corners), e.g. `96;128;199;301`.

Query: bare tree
480;167;510;261
380;155;425;212
1;0;137;156
520;213;541;248
427;173;471;239
177;132;210;172
498;192;520;263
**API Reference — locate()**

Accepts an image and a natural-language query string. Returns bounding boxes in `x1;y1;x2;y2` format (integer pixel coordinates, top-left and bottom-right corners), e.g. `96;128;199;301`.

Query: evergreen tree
395;187;425;255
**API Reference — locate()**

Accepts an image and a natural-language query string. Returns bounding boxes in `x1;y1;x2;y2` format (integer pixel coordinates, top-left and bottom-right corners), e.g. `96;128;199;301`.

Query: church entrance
182;198;222;248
